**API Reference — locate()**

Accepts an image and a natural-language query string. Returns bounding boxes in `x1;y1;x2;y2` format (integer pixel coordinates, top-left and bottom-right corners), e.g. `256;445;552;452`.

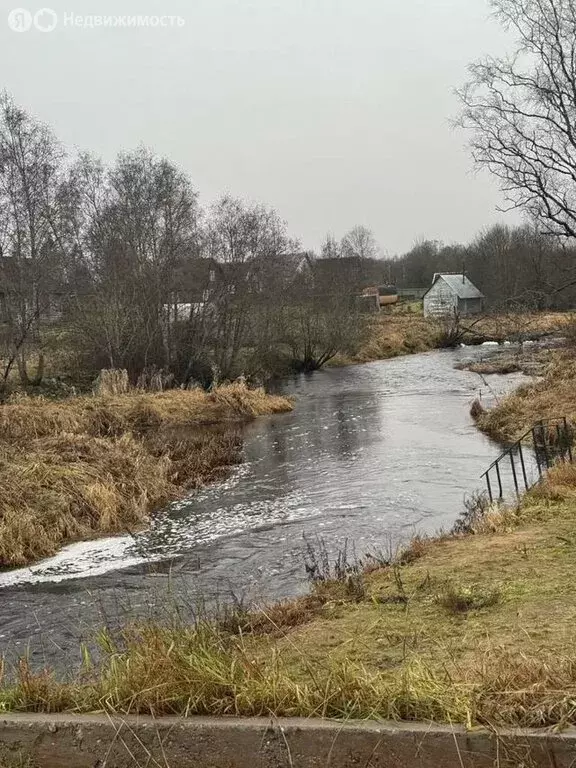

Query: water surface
0;347;528;669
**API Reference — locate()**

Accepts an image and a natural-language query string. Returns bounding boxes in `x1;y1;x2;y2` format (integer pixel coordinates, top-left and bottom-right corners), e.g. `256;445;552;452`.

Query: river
0;346;527;671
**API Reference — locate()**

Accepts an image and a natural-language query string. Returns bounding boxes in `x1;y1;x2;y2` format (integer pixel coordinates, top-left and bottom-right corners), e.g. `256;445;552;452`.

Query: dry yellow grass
0;383;293;567
473;311;574;340
477;352;576;442
0;384;291;442
3;465;576;728
338;310;572;366
350;315;441;363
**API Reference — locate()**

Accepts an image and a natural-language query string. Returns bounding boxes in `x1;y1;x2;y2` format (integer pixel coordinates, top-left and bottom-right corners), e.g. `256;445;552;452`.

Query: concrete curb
0;713;575;767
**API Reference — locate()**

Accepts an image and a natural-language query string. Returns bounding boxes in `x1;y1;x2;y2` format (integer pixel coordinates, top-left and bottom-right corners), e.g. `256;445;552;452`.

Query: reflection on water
0;347;530;668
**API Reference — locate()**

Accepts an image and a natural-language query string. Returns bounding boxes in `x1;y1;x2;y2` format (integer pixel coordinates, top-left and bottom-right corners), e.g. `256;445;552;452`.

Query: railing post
555;423;565;462
510;451;520;497
532;428;543;478
485;472;493;503
495;461;504;499
517;442;529;491
540;420;552;469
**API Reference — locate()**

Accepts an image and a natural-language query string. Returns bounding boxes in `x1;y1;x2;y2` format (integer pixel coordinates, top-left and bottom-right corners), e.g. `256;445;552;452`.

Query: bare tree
341;225;380;260
0;92;64;389
64;148;200;377
320;233;342;259
458;0;576;240
202;195;296;379
282;292;366;371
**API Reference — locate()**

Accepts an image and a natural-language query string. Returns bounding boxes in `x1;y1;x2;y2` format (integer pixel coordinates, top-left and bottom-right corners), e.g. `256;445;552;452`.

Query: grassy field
1;463;576;728
0;383;293;568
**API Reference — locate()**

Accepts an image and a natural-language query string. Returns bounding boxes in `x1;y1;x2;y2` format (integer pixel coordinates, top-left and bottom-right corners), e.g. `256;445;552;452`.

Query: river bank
0;347;524;672
337;309;574;366
0;345;574;730
0;384;293;568
0;345;572;730
1;459;575;729
474;350;576;442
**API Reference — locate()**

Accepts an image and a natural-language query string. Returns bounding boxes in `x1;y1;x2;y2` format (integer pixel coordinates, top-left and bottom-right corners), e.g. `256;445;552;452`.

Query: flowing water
0;347;529;670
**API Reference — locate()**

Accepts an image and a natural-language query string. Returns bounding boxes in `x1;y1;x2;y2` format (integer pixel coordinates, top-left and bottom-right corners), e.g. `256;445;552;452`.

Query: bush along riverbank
0;382;293;568
3;458;576;728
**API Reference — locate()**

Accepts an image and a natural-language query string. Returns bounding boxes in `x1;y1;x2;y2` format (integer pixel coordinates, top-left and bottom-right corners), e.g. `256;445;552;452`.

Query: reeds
4;619;576;729
476;352;576;442
0;383;293;567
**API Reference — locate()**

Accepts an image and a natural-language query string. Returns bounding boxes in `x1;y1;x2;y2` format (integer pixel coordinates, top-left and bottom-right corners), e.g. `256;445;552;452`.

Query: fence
481;417;573;503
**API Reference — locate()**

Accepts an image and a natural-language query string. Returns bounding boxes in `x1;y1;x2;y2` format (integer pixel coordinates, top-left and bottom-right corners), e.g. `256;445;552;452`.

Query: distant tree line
317;223;576;311
0;92;372;392
386;225;576;310
4;11;576;398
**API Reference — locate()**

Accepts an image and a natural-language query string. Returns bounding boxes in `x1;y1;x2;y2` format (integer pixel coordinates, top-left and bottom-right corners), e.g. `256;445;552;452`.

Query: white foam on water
0;535;163;587
0;463;258;588
0;486;317;588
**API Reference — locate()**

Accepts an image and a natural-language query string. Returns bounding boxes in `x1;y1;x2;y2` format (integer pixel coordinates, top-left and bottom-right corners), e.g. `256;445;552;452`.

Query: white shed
423;274;485;318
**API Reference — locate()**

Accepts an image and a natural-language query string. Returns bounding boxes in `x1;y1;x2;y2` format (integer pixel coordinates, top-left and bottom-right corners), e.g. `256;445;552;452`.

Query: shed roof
427;274;484;300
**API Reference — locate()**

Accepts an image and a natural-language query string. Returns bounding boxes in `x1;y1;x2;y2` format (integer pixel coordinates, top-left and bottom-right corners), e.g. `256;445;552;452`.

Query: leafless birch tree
459;0;576;240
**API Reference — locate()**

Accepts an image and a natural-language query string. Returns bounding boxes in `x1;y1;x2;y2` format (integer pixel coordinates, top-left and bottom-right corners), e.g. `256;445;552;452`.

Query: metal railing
481;417;573;502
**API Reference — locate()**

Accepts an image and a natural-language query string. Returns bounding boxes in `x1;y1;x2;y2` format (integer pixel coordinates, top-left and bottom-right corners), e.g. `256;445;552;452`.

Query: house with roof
423;273;485;318
0;254;71;325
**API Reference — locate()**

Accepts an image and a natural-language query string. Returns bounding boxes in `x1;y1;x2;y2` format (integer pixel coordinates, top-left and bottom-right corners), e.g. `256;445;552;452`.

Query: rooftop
431;273;485;300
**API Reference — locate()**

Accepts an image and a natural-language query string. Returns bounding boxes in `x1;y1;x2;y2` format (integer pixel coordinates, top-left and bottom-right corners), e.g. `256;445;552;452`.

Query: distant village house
423;273;485;318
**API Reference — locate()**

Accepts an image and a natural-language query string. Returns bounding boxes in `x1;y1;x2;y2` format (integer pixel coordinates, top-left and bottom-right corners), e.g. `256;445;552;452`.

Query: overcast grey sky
0;0;521;254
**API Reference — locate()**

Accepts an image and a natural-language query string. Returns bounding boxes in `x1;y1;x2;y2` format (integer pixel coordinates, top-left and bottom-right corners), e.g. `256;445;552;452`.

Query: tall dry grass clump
477;352;576;442
0;621;472;723
0;382;293;567
6;620;576;728
0;381;292;442
93;368;130;396
356;315;441;363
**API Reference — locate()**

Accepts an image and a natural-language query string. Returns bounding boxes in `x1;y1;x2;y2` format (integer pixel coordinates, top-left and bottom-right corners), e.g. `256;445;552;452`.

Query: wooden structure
423;273;484;318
